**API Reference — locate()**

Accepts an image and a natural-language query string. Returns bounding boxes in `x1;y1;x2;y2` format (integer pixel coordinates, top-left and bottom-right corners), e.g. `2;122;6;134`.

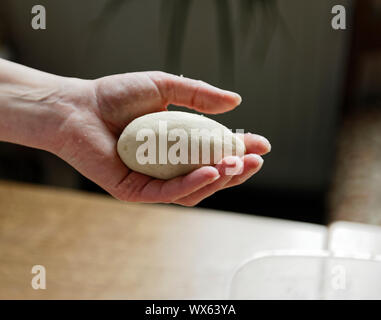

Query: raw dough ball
117;111;245;180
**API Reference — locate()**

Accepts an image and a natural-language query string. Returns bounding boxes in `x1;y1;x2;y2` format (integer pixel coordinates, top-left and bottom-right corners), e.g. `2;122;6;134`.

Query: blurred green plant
87;0;132;54
91;0;132;31
215;0;235;88
160;0;193;75
240;0;290;69
91;0;288;87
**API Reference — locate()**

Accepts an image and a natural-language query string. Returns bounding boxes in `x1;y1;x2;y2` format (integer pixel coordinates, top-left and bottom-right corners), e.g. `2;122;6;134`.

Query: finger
173;157;239;206
147;71;241;114
118;166;220;203
223;154;263;189
143;166;220;202
110;170;153;202
237;133;271;155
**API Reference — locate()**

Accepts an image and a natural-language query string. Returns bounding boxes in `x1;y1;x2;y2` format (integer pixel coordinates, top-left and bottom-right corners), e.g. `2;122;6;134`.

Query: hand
53;71;271;206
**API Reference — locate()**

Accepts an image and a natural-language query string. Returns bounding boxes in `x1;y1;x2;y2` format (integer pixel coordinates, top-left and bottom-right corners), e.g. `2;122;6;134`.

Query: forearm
0;59;81;152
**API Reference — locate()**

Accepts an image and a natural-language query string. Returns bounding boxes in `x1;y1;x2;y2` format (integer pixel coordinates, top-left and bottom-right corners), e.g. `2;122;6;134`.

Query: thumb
146;71;242;114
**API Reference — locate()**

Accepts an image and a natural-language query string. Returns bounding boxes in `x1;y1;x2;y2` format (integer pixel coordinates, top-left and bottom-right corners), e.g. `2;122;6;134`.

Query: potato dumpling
117;111;245;180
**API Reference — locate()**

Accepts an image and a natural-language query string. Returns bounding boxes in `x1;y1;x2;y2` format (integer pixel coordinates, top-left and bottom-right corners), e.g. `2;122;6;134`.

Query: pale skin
0;58;271;206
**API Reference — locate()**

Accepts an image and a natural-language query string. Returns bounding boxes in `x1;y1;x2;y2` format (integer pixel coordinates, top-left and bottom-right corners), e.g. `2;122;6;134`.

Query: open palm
55;71;270;206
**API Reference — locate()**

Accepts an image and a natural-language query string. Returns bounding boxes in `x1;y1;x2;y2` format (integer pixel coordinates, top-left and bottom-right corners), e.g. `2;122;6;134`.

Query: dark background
0;0;381;224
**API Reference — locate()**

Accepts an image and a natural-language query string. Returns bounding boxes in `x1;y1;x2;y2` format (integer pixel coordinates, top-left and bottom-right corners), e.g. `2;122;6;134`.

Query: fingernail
225;91;242;105
212;174;220;181
248;153;264;166
234;93;242;105
261;137;271;152
210;167;220;181
250;133;271;152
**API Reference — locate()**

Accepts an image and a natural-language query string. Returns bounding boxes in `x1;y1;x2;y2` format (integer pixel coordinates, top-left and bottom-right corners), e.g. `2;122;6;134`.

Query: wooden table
0;180;326;299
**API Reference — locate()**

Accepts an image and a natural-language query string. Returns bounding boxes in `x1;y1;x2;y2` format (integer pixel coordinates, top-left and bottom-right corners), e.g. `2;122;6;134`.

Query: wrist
0;58;93;154
46;77;96;156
